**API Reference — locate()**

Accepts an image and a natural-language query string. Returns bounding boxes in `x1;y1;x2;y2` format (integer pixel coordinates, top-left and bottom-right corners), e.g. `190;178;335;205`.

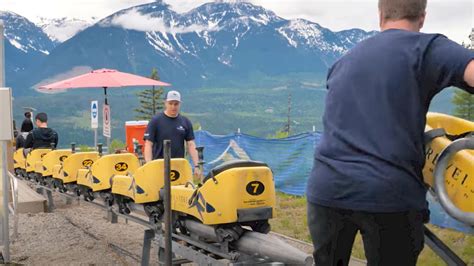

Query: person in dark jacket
24;113;58;149
16;115;34;149
15;128;31;149
20;112;34;133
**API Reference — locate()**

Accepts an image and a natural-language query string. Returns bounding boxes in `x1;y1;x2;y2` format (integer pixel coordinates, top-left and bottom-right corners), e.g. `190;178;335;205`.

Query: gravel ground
10;192;160;265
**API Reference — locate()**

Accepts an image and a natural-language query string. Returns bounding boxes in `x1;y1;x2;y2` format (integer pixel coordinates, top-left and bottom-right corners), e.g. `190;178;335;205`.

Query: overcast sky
1;0;473;44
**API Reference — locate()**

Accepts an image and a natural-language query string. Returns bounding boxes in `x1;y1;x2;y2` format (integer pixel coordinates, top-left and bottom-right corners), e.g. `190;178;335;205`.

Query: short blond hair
378;0;427;22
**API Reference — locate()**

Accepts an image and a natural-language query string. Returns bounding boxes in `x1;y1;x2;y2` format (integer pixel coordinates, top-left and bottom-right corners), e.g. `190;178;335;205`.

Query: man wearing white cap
144;90;200;177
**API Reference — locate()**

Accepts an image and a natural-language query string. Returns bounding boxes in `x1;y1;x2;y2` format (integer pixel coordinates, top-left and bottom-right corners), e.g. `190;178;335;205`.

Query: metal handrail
7;171;18;240
433;137;474;226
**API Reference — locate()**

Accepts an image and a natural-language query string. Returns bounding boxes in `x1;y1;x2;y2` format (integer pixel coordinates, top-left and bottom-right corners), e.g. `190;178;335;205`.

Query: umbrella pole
103;87;108;105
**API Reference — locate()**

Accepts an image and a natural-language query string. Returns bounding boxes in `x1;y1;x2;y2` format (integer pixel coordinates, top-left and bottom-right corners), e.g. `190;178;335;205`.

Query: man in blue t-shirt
144;90;200;177
306;0;474;265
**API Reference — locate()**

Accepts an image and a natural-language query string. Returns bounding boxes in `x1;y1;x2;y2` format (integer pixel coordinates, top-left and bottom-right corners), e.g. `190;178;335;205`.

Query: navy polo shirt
144;112;194;159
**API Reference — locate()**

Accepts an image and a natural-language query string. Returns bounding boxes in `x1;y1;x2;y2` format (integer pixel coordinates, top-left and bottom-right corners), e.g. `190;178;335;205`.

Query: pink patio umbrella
39;68;171;148
39;68;171;104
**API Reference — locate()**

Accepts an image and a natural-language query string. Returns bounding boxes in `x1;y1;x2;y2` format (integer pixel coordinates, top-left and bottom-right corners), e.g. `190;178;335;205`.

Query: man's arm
186;140;199;167
464;60;474;89
187;140;201;181
144;140;153;163
423;37;474;94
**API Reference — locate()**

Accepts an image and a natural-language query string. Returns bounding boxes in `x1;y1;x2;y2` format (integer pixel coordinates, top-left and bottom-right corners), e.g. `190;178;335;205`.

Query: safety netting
194;130;474;234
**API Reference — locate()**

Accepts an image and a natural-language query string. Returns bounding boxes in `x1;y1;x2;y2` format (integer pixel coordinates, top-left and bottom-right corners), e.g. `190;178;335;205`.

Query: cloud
35;66;93;93
107;8;218;33
0;0;155;22
247;0;473;43
423;1;473;44
1;0;472;43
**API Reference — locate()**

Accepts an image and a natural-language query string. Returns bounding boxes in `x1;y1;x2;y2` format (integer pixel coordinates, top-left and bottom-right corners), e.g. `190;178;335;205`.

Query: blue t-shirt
144;112;195;159
307;29;474;212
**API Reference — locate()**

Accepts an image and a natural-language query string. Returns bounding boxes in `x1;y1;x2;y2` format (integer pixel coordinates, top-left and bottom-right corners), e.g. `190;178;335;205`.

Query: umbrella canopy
39;68;171;90
37;68;172;145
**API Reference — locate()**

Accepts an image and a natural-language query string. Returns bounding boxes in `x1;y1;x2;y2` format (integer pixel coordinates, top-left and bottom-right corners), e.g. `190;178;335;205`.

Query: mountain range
1;1;454;143
1;1;376;96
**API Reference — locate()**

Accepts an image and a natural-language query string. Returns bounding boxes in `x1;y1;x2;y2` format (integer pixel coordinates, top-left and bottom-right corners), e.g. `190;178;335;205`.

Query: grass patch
270;192;474;265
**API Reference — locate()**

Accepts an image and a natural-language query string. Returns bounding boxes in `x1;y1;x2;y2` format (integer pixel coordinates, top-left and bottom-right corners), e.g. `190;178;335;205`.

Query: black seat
203;160;268;183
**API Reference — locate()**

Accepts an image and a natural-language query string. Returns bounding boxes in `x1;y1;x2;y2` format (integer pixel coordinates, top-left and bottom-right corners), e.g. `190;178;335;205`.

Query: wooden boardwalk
16;180;46;213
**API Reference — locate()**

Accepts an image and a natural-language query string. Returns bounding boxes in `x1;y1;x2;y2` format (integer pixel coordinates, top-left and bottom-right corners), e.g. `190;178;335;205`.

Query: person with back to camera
15;119;33;150
20;111;34;133
16;114;35;149
24;112;58;150
306;0;474;265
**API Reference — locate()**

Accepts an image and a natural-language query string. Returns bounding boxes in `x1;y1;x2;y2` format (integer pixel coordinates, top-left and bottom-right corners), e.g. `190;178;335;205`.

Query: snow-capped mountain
34;16;97;42
3;1;377;94
98;2;371;64
0;11;58;90
0;11;56;54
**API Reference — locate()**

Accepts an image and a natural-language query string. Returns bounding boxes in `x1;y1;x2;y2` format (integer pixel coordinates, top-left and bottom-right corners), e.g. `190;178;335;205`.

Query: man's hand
193;166;202;182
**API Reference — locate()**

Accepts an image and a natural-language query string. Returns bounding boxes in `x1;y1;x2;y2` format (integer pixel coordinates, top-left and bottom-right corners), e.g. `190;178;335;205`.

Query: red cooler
125;121;149;153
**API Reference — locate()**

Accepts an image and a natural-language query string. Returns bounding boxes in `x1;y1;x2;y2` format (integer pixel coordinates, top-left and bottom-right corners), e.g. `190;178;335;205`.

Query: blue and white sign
91;100;98;129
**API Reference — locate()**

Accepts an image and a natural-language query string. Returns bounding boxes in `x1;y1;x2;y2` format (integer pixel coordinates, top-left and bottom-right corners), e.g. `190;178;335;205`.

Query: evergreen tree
452;88;474;121
134;68;164;120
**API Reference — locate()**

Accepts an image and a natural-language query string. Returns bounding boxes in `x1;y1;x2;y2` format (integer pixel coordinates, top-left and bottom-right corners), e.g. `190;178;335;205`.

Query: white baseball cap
165;90;181;102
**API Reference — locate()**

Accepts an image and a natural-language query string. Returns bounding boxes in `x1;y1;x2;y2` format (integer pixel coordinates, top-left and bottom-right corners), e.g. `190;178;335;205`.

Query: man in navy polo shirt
306;0;474;265
144;90;200;177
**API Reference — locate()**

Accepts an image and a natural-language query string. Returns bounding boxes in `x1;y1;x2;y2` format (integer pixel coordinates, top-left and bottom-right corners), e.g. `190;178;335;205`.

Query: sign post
0;20;11;263
91;101;98;149
0;88;12;264
0;22;4;88
103;104;111;152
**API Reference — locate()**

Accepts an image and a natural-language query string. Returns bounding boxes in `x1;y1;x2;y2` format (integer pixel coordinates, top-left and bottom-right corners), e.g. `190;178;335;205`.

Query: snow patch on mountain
277;19;324;48
106;8;219;33
34;16;96;42
0;11;55;54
